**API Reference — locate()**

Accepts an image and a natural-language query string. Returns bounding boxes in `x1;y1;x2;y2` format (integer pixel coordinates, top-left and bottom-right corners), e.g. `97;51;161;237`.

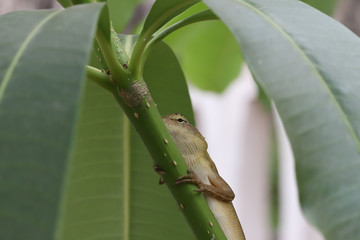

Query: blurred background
1;0;359;239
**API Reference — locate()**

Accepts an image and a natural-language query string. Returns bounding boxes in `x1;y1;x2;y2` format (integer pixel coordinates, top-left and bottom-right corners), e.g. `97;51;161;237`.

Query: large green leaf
58;41;195;240
0;4;105;240
203;0;360;239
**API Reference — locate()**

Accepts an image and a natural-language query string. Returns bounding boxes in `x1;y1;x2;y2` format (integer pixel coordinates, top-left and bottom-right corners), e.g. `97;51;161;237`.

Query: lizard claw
158;178;165;185
153;164;166;175
174;173;201;186
193;185;208;193
153;164;166;185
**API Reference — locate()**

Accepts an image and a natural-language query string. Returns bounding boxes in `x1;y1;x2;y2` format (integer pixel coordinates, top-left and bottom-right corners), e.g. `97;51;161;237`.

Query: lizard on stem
162;113;246;240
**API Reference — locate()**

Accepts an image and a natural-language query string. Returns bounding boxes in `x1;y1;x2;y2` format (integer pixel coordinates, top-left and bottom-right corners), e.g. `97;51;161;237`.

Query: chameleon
162;113;246;240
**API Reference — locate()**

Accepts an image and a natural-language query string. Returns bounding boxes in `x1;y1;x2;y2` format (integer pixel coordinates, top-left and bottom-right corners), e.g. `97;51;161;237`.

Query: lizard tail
206;197;246;240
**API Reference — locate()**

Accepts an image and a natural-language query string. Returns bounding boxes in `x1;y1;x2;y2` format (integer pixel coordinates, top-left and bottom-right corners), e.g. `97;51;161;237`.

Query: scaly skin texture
162;113;246;240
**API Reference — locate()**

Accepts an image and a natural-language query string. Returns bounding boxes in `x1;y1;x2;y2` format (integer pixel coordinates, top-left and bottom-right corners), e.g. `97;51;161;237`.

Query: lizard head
162;113;207;155
163;113;189;124
161;113;191;134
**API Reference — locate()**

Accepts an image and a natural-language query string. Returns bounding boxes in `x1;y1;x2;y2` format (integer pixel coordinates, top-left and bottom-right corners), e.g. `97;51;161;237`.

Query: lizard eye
177;118;184;122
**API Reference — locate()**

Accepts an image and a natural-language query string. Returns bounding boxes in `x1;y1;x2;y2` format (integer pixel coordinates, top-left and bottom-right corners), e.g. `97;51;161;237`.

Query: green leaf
166;20;243;92
144;41;195;124
165;2;243;92
203;0;360;239
0;4;105;240
59;41;195;239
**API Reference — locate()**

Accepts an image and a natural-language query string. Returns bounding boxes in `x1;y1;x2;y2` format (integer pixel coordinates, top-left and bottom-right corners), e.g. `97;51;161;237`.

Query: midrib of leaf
123;116;131;240
0;10;61;104
236;0;360;151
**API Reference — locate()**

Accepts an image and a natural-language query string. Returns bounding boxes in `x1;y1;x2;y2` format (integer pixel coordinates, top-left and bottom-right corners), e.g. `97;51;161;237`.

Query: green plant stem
151;10;217;46
96;28;132;88
86;65;113;92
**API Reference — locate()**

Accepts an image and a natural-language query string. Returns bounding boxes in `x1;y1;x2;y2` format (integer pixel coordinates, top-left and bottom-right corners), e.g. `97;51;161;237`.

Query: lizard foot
174;173;201;187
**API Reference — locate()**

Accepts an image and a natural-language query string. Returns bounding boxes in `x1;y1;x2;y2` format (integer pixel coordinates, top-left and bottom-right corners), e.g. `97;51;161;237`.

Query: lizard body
162;113;246;240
